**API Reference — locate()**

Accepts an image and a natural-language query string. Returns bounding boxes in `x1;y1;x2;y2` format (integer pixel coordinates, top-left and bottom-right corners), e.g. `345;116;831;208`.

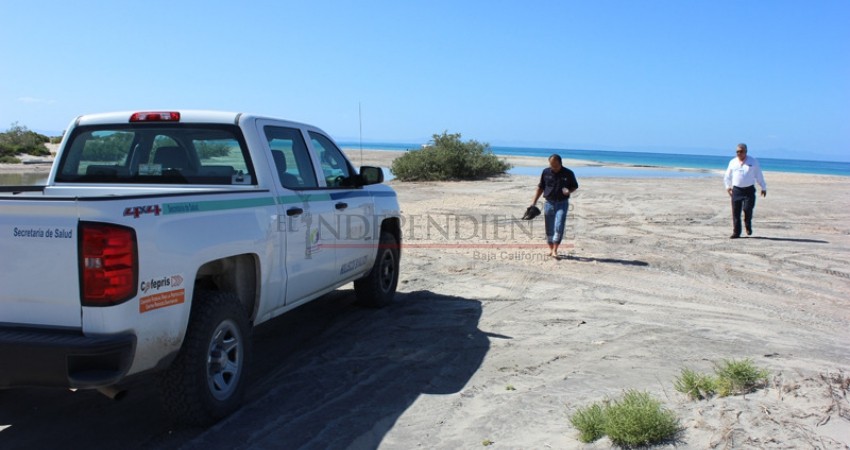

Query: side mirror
359;166;384;185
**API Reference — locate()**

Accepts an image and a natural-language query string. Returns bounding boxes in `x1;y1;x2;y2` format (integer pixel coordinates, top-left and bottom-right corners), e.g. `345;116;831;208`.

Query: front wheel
354;231;400;307
157;291;251;426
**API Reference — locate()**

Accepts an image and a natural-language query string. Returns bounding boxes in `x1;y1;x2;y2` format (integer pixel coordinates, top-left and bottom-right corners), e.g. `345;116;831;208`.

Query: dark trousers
731;185;756;236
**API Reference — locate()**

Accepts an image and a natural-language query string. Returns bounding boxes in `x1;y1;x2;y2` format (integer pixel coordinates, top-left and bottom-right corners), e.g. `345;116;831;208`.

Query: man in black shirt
530;154;579;258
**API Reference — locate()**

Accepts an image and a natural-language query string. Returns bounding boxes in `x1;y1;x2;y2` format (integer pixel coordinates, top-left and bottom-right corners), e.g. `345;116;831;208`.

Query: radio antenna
358;102;363;166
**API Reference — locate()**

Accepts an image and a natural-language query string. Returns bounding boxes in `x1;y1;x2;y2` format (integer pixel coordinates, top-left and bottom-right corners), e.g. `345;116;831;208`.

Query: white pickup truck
0;110;401;425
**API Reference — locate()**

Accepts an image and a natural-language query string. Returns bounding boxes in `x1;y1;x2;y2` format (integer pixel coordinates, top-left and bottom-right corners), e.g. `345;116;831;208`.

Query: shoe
730;234;740;239
745;225;752;236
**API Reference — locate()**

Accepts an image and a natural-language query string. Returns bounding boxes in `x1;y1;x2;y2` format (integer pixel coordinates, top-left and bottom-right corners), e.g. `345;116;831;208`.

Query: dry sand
343;149;850;448
1;149;848;448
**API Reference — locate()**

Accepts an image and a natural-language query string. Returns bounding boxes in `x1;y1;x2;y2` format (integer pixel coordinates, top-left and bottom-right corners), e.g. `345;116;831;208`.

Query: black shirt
538;167;579;202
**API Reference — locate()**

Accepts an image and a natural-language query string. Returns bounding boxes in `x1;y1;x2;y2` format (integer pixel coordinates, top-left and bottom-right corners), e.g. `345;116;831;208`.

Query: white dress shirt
724;155;767;190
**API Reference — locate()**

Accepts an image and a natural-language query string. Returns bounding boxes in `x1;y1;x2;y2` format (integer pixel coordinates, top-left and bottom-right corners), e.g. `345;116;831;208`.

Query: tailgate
0;199;82;328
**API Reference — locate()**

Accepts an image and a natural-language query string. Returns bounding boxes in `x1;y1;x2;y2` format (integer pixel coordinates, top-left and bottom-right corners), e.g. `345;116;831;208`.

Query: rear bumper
0;327;136;389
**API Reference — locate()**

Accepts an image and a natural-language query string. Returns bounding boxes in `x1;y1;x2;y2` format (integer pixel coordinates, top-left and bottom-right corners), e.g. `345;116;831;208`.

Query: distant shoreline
340;145;850;177
341;148;850;181
3;146;847;180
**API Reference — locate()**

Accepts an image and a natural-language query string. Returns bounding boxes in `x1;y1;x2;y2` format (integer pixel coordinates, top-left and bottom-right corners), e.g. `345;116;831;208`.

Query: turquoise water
506;166;714;179
379;166;714;182
341;142;850;177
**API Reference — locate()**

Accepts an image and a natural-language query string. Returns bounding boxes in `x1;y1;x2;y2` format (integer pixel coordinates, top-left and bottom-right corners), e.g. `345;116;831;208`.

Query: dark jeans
731;185;756;236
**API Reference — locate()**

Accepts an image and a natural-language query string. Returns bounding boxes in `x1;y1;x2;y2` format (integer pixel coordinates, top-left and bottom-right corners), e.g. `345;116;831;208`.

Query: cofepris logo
139;274;186;313
140;274;184;294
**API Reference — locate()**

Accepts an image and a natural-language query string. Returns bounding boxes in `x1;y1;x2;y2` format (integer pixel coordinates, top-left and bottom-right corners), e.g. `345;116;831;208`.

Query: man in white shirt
723;143;767;239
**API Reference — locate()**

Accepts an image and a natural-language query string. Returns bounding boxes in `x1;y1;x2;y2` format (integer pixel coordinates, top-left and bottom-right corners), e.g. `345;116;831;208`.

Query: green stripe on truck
162;197;277;215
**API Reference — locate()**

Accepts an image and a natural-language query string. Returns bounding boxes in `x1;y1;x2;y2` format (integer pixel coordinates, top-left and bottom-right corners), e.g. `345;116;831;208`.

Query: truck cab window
264;126;318;189
309;132;353;188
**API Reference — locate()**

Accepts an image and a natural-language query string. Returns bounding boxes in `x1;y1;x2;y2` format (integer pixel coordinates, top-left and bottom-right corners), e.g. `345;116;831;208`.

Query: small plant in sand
570;402;607;443
604;391;680;446
570;391;679;445
675;358;769;400
505;384;516;391
674;367;718;400
714;358;770;396
481;438;494;446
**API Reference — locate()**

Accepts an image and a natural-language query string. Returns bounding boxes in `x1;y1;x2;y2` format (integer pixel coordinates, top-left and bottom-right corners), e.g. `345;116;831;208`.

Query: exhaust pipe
97;385;127;401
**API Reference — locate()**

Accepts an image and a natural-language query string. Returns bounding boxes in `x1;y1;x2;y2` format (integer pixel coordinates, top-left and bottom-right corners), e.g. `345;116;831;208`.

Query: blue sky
2;1;848;161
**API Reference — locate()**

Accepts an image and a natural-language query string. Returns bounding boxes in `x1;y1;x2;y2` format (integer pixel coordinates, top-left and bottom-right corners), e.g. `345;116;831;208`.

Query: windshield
55;124;256;185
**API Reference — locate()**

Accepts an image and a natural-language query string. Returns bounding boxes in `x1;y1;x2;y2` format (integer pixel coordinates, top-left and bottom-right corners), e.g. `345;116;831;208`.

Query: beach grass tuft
714;358;770;396
603;390;680;447
570;402;607;443
570;391;679;445
675;359;770;400
674;367;718;400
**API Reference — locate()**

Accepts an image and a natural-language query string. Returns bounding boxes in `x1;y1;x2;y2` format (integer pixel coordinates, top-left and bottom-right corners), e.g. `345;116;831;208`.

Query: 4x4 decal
124;205;162;218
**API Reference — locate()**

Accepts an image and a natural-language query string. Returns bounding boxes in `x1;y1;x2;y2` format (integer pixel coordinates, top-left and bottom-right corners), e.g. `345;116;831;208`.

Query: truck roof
75;110;310;128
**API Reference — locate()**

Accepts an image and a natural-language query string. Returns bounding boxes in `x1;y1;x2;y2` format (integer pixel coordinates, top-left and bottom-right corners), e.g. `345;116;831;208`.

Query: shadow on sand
746;236;829;244
559;254;650;267
0;289;493;449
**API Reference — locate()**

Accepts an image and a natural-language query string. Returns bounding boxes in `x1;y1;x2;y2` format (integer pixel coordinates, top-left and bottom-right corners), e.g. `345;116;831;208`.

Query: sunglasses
736;150;746;153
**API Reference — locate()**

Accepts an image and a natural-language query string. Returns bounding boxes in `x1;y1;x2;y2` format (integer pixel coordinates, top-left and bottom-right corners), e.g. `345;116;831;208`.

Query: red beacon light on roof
129;111;181;122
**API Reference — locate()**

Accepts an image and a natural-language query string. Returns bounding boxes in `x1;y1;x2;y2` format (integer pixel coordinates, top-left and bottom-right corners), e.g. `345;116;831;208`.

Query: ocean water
341;142;850;177
506;166;714;179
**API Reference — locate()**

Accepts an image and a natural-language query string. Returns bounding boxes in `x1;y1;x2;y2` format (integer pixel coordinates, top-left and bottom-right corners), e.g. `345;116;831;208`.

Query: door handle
335;202;348;210
286;207;304;216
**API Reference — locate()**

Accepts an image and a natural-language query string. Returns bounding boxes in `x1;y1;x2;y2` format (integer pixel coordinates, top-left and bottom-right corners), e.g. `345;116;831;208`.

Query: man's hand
727;188;733;197
761;190;767;198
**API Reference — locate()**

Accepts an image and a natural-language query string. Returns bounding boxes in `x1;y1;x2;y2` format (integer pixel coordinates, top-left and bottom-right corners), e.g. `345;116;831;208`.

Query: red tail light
79;222;138;306
129;111;180;122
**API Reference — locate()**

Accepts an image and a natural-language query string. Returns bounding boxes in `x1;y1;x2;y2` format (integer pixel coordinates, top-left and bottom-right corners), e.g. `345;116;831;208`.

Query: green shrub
603;391;680;447
714;359;769;396
570;391;679;445
570;402;606;443
0;155;21;164
390;131;511;181
0;122;50;156
674;367;717;400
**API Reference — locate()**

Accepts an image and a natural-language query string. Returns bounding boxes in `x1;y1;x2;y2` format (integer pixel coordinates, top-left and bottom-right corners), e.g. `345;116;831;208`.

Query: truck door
261;124;338;305
308;132;375;282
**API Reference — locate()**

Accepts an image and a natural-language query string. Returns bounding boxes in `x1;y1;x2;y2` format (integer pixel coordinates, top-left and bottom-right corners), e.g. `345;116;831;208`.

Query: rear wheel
354;231;400;308
157;291;251;426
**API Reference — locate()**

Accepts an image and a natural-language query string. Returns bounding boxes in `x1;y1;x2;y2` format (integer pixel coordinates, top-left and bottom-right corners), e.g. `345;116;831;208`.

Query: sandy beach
1;150;848;448
340;151;850;448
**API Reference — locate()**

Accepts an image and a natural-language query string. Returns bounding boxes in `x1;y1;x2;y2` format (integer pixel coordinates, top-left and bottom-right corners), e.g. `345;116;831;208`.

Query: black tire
157;291;252;426
354;231;400;308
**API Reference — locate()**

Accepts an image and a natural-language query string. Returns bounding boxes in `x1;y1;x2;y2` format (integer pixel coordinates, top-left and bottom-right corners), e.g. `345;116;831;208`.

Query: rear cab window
55;124;256;185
